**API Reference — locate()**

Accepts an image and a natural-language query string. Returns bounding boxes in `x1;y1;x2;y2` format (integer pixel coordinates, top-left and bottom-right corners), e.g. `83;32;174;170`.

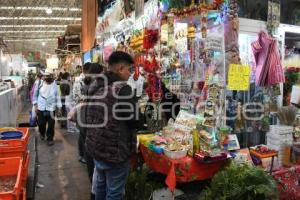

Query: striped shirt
251;31;285;87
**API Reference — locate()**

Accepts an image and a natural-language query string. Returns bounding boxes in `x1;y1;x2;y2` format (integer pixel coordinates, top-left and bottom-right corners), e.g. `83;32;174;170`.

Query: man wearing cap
32;69;62;146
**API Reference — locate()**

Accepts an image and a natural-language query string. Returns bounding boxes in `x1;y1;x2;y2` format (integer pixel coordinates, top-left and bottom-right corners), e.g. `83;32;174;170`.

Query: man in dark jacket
85;51;139;200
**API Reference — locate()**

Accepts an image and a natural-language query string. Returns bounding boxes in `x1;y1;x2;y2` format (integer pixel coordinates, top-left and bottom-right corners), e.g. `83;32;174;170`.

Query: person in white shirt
32;70;62;146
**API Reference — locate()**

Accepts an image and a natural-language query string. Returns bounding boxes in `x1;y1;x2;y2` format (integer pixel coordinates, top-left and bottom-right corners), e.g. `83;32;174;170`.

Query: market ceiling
0;0;81;54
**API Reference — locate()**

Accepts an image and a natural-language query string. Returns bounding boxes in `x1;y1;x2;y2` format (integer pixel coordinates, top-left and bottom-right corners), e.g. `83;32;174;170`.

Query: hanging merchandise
129;30;144;53
143;28;159;50
223;0;241;81
267;0;280;35
124;0;135;16
146;74;162;101
135;0;145;18
167;15;175;46
251;31;285;87
96;0;125;35
200;9;208;38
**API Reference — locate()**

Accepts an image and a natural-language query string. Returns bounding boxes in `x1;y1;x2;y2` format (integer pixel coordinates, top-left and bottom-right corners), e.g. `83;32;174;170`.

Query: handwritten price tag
228;64;251;91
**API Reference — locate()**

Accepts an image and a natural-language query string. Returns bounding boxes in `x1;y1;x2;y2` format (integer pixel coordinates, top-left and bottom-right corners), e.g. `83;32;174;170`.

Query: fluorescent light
0;25;67;28
69;8;81;11
0;30;65;33
0;6;81;11
46;8;53;14
5;38;57;42
1;56;7;62
0;17;81;20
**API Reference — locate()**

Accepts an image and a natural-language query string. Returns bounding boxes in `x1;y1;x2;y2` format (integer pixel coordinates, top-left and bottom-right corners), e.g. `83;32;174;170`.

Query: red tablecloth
140;145;228;191
273;166;300;200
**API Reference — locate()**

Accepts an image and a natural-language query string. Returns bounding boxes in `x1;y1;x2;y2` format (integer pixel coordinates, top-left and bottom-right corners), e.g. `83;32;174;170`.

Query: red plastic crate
19;188;26;200
273;166;300;200
0;157;23;200
0;128;29;158
21;151;30;187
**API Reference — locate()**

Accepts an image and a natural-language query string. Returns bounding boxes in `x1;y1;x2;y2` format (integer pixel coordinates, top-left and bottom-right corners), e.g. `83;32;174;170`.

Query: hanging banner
227;64;251;91
135;0;144;19
22;51;41;62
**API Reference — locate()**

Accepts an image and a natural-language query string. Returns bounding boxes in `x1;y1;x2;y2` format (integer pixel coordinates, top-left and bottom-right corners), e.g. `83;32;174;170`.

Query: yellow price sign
227;64;251;91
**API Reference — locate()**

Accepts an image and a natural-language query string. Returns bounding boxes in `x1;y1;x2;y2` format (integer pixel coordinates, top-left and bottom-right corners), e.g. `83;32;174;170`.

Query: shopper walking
85;51;140;200
73;63;90;163
60;72;71;129
32;69;62;146
79;63;104;200
77;63;104;178
30;72;43;103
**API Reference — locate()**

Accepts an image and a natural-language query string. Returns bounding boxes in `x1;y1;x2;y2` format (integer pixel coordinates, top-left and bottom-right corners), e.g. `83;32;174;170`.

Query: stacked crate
266;125;293;167
0;128;30;200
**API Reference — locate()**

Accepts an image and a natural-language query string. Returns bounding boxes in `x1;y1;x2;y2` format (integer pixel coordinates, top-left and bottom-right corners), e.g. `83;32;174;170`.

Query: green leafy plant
199;162;279;200
125;166;163;200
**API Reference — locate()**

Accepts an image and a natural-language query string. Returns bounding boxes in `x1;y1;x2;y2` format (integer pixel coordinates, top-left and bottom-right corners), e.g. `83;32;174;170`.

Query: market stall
94;0;300;198
140;144;227;190
95;0;233;192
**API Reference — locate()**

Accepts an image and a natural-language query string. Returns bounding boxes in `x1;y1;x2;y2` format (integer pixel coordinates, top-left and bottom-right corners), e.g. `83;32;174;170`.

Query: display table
140;144;228;191
250;149;278;174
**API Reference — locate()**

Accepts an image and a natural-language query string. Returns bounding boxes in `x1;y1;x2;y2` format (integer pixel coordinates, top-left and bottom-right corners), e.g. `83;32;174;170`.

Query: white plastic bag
31;105;36;119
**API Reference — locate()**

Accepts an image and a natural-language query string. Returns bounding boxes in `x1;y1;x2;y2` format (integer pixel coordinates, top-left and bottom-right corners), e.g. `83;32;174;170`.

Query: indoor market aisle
35;125;91;200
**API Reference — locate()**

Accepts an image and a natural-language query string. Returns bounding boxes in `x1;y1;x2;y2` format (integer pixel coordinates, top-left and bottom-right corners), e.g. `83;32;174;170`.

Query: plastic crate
0;157;23;200
273;166;300;200
21;151;30;187
0;128;29;158
19;188;26;200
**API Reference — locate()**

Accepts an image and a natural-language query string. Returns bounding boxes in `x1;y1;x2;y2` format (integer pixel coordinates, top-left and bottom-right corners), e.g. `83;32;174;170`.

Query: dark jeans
37;110;55;141
60;98;67;129
86;151;95;183
94;160;129;200
78;127;94;182
78;128;85;158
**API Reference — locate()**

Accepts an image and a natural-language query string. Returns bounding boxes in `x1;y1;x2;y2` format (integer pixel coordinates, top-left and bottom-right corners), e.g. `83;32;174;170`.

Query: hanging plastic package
29;110;37;127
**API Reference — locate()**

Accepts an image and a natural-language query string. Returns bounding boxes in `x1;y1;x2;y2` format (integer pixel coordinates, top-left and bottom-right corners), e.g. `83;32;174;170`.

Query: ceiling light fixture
0;30;65;33
4;38;57;42
1;55;7;62
0;17;81;21
0;6;81;11
0;25;67;28
42;42;46;46
46;8;53;14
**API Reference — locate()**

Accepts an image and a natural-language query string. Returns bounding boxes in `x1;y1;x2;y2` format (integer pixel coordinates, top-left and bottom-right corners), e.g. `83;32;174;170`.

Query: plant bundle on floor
125;167;163;200
199;162;279;200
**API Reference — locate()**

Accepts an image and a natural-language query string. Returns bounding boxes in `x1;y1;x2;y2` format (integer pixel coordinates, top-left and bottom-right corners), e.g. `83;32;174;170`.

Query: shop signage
22;51;41;62
227;64;251;91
